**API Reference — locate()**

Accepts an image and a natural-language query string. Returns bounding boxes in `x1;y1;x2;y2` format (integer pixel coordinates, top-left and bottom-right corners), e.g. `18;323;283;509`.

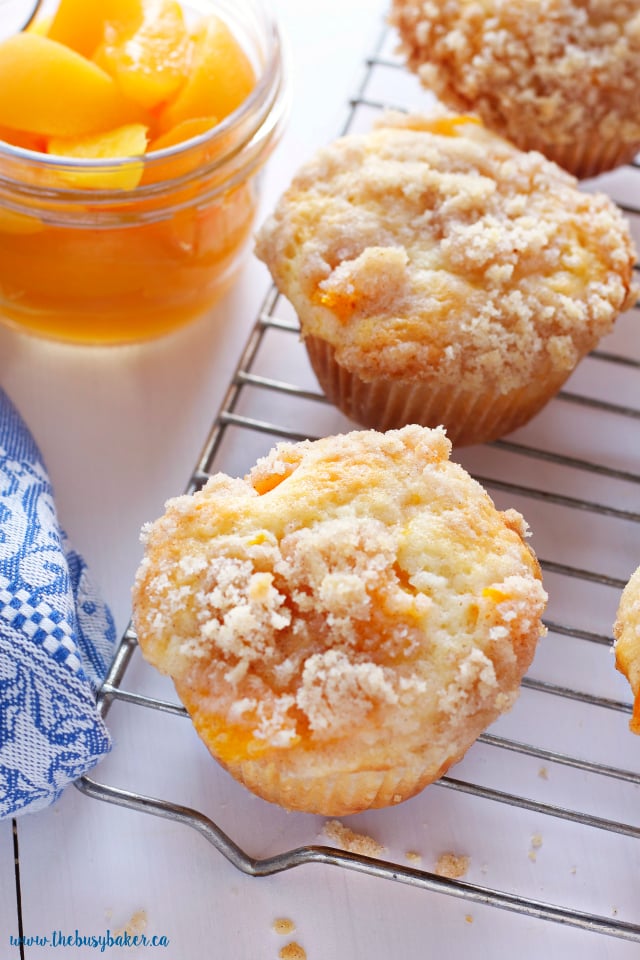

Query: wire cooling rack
77;21;640;948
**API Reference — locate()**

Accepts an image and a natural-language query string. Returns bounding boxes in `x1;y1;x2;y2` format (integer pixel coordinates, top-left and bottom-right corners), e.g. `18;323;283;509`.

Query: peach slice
147;116;219;153
157;14;255;133
0;33;146;136
0;124;46;152
142;117;218;184
26;15;53;37
97;0;190;110
48;123;149;189
47;0;143;58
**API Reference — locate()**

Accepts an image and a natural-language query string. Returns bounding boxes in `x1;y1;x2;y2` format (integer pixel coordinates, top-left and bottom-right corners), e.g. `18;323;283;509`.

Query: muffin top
390;0;640;149
613;564;640;733
255;113;637;393
133;425;546;765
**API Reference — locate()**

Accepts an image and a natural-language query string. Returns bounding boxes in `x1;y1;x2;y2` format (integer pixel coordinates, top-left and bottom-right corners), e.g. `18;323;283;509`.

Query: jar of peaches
0;0;288;344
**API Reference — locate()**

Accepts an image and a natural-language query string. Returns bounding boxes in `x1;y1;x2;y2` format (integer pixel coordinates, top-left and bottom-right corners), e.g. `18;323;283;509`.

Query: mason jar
0;0;288;345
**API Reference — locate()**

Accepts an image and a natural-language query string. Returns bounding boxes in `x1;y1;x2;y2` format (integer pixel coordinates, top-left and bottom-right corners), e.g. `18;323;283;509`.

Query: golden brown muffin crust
133;426;547;813
255;113;637;395
613;564;640;733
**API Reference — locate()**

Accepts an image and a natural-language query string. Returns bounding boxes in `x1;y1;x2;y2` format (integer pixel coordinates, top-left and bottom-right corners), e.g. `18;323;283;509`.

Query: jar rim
0;0;287;188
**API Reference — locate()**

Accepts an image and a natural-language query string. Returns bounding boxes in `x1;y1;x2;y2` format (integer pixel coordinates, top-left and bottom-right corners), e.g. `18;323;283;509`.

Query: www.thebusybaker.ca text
9;930;170;951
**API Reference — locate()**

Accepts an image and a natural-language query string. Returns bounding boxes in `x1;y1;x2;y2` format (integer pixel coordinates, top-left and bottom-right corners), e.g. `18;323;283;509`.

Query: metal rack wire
77;20;640;947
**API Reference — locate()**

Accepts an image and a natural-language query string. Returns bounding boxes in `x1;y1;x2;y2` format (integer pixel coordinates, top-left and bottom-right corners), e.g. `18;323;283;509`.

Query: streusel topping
390;1;640;149
133;425;546;758
255;113;637;393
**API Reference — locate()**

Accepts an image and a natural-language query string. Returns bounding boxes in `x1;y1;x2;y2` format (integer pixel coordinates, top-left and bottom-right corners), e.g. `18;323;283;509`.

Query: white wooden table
1;2;640;957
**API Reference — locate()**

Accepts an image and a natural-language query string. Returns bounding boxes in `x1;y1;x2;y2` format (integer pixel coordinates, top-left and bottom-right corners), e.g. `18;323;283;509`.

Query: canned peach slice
48;123;149;189
0;33;146;136
0;124;46;151
47;0;143;57
94;0;190;110
157;14;255;133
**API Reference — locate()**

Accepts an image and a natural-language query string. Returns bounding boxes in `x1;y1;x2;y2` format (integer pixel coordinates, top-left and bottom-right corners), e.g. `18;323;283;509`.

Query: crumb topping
390;0;640;148
255;113;637;392
133;426;547;766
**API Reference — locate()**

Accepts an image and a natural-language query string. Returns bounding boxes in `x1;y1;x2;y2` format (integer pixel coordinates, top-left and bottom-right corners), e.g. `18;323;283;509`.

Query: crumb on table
323;819;386;858
273;918;296;936
279;943;307;960
528;833;543;861
434;853;470;879
405;850;422;864
113;910;147;939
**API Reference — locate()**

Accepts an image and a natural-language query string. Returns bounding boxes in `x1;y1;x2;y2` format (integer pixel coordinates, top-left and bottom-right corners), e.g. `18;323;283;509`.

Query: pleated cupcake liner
304;335;570;447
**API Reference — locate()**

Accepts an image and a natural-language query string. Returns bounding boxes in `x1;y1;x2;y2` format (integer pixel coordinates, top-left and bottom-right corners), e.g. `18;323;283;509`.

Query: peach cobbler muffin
255;113;637;446
133;425;547;815
390;0;640;178
614;565;640;733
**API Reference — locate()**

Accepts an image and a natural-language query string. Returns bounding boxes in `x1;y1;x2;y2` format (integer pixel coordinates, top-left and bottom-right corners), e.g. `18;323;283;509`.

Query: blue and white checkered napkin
0;387;116;819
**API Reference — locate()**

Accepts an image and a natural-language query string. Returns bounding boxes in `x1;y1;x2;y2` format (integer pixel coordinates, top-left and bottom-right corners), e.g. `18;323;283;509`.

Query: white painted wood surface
0;820;20;957
1;1;639;958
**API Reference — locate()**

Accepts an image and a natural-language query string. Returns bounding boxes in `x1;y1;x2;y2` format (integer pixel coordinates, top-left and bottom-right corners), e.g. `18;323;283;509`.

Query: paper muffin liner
225;753;459;816
501;128;640;180
305;335;570;447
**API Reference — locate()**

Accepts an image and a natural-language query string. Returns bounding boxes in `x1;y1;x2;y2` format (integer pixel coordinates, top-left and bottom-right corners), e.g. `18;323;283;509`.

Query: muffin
255;113;637;447
613;565;640;733
390;0;640;179
132;424;547;816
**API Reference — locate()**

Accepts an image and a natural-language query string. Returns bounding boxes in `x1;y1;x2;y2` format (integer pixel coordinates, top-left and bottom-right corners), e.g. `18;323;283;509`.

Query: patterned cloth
0;388;116;818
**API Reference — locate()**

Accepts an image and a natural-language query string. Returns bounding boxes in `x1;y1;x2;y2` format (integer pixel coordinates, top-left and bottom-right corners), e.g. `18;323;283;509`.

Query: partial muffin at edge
132;424;548;816
390;0;640;178
613;564;640;733
255;112;638;446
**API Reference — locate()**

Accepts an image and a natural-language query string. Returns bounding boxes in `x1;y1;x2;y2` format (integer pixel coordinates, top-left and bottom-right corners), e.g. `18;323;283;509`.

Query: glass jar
0;0;288;345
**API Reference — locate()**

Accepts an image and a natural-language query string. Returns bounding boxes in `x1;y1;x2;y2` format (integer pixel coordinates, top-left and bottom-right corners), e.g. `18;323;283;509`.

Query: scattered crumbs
405;850;422;864
273;918;296;936
279;943;306;960
612;907;618;917
480;863;488;876
434;853;470;880
113;910;147;938
323;819;386;858
570;866;577;875
465;915;474;924
528;833;543;862
538;766;549;780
